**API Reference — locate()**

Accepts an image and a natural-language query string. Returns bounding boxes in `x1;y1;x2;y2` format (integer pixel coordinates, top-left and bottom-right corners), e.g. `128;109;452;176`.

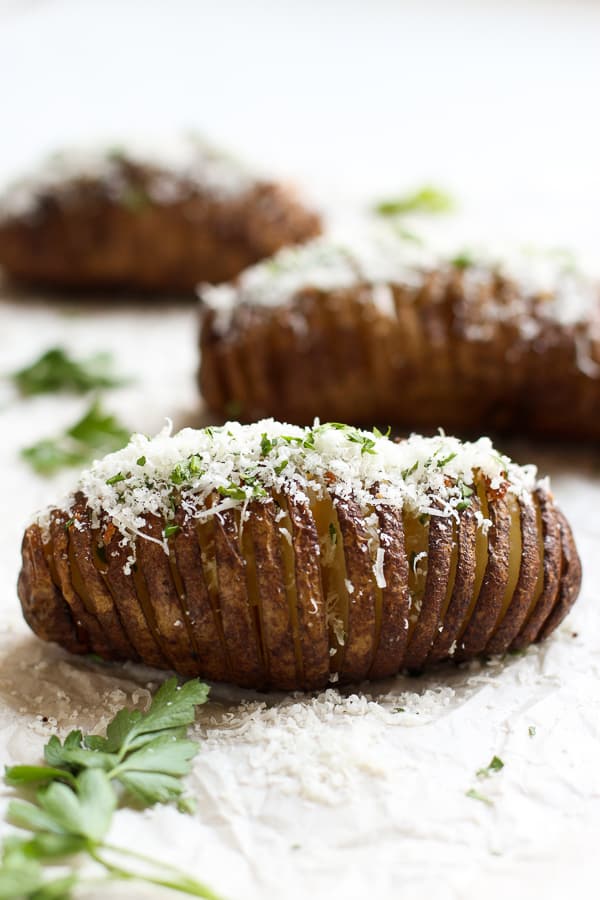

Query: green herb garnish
11;347;127;396
329;523;337;544
402;461;419;479
164;525;181;539
106;472;125;486
0;678;221;898
372;425;391;439
21;401;130;476
450;251;475;270
465;788;493;806
476;756;504;778
217;484;247;501
528;726;536;737
437;452;457;468
374;185;455;217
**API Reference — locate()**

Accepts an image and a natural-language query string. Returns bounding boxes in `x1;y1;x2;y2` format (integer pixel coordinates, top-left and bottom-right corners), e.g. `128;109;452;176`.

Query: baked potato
0;138;321;293
18;421;581;690
199;237;600;440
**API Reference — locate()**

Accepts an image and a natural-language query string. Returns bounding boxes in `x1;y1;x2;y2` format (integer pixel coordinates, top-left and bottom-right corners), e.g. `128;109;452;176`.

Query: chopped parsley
476;756;504;778
11;347;127;396
450;251;475;270
466;788;493;806
106;472;126;486
437;452;457;467
164;524;181;539
21;401;131;476
374;185;455;217
329;523;337;544
402;461;419;479
528;726;536;737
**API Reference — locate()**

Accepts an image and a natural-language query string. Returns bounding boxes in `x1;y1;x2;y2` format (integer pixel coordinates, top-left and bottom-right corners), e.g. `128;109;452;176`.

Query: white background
0;3;599;899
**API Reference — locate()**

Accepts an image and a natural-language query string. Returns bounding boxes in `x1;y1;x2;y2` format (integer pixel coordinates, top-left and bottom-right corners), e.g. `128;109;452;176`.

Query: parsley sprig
11;347;127;396
21;400;130;476
374;185;455;218
0;678;222;899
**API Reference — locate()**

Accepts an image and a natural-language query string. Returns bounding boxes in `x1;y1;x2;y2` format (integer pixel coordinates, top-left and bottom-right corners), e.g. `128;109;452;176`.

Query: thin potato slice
403;512;455;670
171;512;231;683
485;498;541;656
427;502;478;663
135;514;200;675
537;509;582;641
68;499;136;660
214;509;266;688
510;488;562;651
286;494;329;690
101;525;167;669
368;504;410;680
50;512;114;659
456;494;511;660
248;500;298;690
335;497;378;683
18;525;89;655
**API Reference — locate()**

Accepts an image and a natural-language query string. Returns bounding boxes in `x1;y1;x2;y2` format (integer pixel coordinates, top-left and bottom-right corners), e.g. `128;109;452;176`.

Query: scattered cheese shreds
35;420;539;552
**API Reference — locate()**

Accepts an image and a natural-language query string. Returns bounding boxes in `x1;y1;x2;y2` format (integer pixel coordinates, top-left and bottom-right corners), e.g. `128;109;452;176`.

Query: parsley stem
96;845;224;899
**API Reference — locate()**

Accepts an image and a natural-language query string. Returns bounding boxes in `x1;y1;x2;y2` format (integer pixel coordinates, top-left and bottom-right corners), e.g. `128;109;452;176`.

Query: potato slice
135;513;200;676
335;497;378;683
68;498;136;660
456;493;511;660
101;524;167;669
214;508;266;688
368;504;410;680
537;509;582;642
247;499;298;690
427;502;478;663
50;511;114;659
484;497;541;656
404;512;455;670
286;494;329;690
171;511;231;683
510;487;562;651
19;524;89;655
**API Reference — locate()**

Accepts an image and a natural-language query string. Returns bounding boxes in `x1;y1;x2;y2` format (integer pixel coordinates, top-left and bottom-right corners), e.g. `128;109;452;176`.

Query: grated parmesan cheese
0;134;256;221
200;230;600;343
35;420;540;552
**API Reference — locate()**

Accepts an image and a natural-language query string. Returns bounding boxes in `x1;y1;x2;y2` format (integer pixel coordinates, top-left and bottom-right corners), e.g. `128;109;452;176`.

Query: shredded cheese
35;420;539;555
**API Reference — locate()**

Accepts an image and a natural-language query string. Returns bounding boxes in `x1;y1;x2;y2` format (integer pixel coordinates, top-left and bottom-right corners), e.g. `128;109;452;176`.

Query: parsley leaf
476;755;505;778
11;347;127;396
21;401;131;476
1;678;220;899
374;185;455;217
465;788;493;806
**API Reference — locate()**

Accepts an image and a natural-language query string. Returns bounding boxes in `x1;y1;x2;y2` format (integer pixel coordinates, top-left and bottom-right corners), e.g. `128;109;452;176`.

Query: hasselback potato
199;237;600;440
18;421;581;690
0;138;321;292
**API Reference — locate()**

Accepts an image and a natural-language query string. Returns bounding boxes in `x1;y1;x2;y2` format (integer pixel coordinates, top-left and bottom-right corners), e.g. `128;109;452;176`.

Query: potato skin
18;483;581;689
199;269;600;442
0;157;321;293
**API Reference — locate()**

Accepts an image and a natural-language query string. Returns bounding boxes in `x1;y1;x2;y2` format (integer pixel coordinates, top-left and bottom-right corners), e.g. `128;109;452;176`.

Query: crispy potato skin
0;160;321;293
18;484;581;689
199;271;600;441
